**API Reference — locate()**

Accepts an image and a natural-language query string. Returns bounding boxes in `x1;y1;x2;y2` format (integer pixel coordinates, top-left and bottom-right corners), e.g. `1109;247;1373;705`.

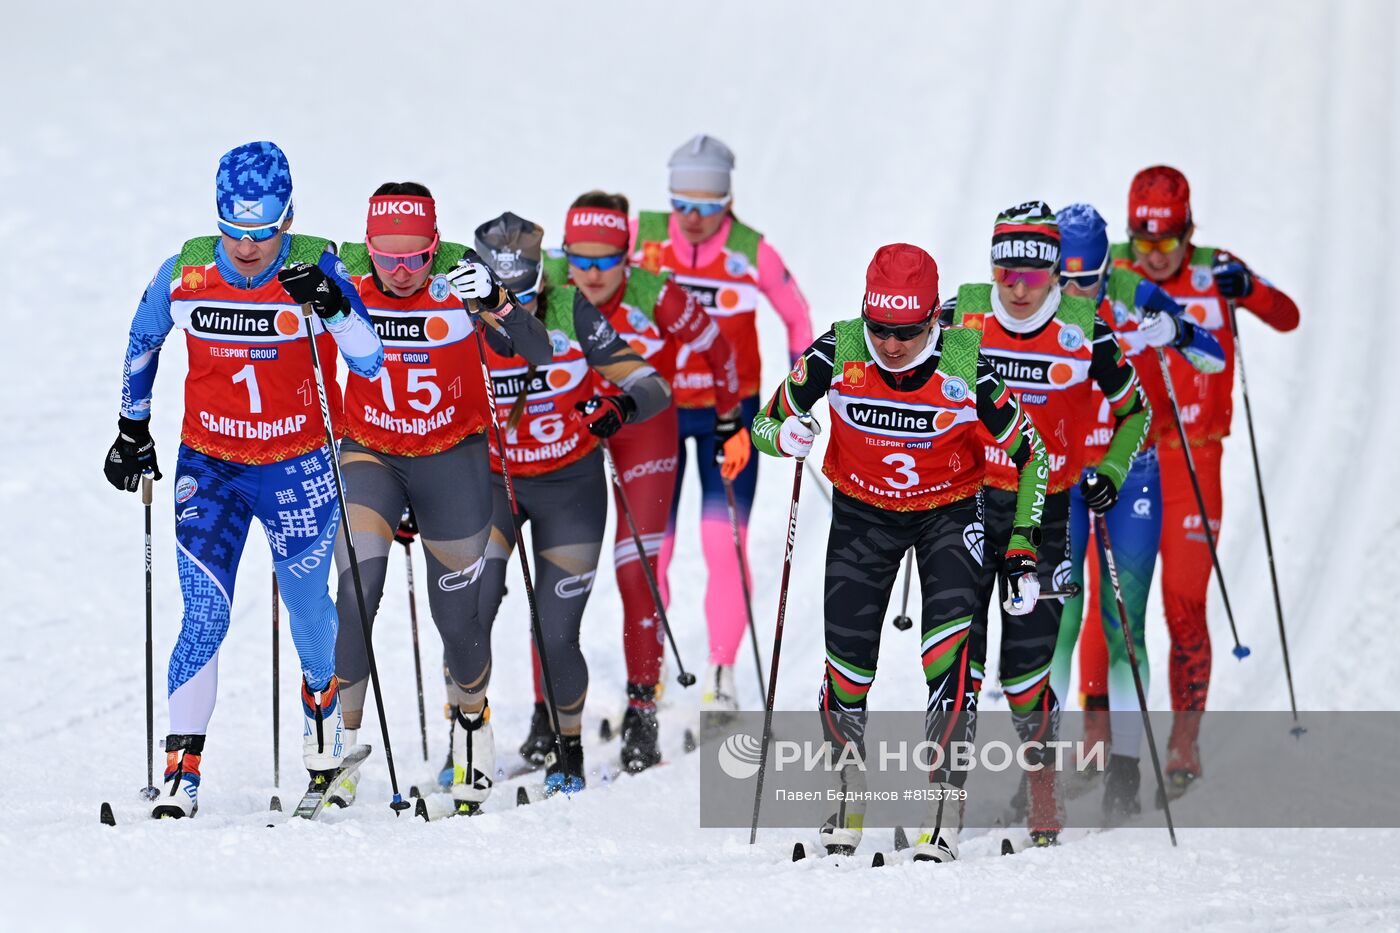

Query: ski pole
1155;350;1248;658
402;536;430;760
466;295;569;774
1228;306;1302;734
1097;513;1177;847
299;304;410;814
600;440;696;687
140;475;158;802
723;475;766;698
750;416;813;845
891;549;914;631
272;571;280;788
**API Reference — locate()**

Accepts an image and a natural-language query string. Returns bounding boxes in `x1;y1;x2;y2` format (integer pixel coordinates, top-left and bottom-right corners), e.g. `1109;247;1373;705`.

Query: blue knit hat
215;141;293;225
1056;202;1108;275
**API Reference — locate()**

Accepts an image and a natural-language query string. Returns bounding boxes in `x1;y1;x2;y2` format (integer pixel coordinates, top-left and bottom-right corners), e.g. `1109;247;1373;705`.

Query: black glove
104;416;162;492
1211;251;1254;299
1080;473;1119;513
713;410;742;466
277;262;351;320
575;394;636;439
394;507;418;546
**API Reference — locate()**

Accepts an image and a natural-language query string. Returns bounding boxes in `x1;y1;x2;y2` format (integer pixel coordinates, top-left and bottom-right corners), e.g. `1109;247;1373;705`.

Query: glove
719;428;752;482
1001;550;1040;616
103;416;162;492
1138;310;1179;349
1080;472;1119;513
777;414;820;458
446;261;504;309
1212;253;1254;299
714;409;742;464
277;263;351;320
574;394;635;438
394;507;418;546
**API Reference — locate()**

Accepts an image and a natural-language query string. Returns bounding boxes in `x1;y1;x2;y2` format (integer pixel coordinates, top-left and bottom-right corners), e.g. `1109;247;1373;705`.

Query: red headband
563;207;629;250
367;195;437;239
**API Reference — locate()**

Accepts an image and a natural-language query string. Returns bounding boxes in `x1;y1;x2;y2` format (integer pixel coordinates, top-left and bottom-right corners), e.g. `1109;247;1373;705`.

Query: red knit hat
1128;165;1192;236
863;244;939;325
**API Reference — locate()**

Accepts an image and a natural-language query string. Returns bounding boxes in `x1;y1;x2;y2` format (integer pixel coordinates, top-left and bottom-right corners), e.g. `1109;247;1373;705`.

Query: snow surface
3;1;1398;930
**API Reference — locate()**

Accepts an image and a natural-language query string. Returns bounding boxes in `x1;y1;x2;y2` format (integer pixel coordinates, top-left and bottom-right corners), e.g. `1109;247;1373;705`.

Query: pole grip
141;474;153;506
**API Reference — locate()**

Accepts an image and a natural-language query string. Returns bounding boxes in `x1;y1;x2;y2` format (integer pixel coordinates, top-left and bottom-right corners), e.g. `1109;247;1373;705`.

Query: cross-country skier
752;243;1048;863
1049;202;1225;816
103;141;384;818
518;191;740;773
329;183;552;814
633;134;813;713
942;201;1151;845
1113;167;1299;795
474;212;671;794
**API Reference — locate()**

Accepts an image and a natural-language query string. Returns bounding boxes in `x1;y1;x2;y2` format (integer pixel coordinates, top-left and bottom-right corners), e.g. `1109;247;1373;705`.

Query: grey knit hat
668;134;735;195
473;211;544;292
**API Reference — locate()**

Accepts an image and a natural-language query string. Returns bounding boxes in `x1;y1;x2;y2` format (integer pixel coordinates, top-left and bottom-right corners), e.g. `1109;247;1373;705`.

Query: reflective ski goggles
506;264;544;304
670;195;731;217
1058;256;1110;291
1131;235;1183;254
864;316;932;341
566;251;627;272
993;265;1055;288
216;199;293;243
367;235;440;274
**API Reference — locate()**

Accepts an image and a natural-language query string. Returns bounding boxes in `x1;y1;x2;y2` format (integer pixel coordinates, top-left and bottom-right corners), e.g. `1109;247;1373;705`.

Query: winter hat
474;211;544;292
668;134;735;195
1056;203;1109;274
367;194;436;240
862;243;939;325
216;141;293;226
990;200;1060;269
1128;165;1192;236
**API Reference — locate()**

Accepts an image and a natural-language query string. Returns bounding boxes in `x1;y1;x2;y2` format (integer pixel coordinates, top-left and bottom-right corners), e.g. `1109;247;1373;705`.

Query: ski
292;745;372;821
414;793;483;822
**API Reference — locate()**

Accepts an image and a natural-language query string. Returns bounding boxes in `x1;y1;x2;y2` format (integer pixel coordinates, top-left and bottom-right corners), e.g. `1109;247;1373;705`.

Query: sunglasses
1058;256;1110;291
216;199;293;243
566;251;627;272
864;318;931;341
670;195;731;218
993;266;1054;288
368;234;440;274
1132;235;1183;254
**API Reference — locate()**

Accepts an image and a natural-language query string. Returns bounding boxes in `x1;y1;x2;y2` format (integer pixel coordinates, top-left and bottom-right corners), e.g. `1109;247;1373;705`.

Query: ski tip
409;785;421;799
269;795;282;812
599;718;613;742
414;797;429;821
1000;838;1016;856
871;851;886;867
515;786;530;807
99;802;115;826
791;842;807;862
1232;644;1251;660
893;826;910;851
683;729;698;754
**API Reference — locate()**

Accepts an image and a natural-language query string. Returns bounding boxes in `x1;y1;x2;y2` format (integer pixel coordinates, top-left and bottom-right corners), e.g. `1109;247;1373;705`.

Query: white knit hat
668;134;735;195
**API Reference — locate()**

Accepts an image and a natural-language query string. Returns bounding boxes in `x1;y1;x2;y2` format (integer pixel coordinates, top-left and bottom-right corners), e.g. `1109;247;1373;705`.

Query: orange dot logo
628;339;647;357
1048;361;1074;385
933;410;957;432
425;316;450;341
276;310;300;335
547;368;572;390
718;288;740;310
1188;303;1208;323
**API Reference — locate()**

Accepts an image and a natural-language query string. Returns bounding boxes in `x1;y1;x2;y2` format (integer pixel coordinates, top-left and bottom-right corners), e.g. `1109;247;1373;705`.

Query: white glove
1138;310;1179;349
446;261;495;302
777;415;820;458
1001;552;1040;616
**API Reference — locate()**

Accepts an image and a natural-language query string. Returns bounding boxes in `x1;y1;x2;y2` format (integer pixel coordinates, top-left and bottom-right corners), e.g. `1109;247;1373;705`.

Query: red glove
574;395;635;438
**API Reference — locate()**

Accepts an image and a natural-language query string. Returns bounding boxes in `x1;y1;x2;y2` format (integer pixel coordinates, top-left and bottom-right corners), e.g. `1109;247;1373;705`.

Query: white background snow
3;1;1397;930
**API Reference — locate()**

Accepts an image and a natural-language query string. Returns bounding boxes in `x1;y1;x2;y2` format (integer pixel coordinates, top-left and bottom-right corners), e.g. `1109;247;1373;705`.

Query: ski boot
699;663;739;741
1065;696;1110;799
301;676;345;803
519;702;555;768
1164;715;1202;803
1027;767;1062;847
450;704;495;815
151;734;204;819
544;734;586;796
1102;753;1142;821
816;761;867;855
328;729;359;808
911;784;962;863
620;683;662;773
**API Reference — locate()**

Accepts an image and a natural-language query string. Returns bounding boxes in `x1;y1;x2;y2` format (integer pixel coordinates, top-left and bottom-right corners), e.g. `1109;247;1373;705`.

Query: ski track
3;1;1398;930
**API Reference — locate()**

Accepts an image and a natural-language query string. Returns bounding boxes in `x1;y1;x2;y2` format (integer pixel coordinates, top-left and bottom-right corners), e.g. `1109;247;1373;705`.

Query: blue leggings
169;444;341;734
1052;448;1162;757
